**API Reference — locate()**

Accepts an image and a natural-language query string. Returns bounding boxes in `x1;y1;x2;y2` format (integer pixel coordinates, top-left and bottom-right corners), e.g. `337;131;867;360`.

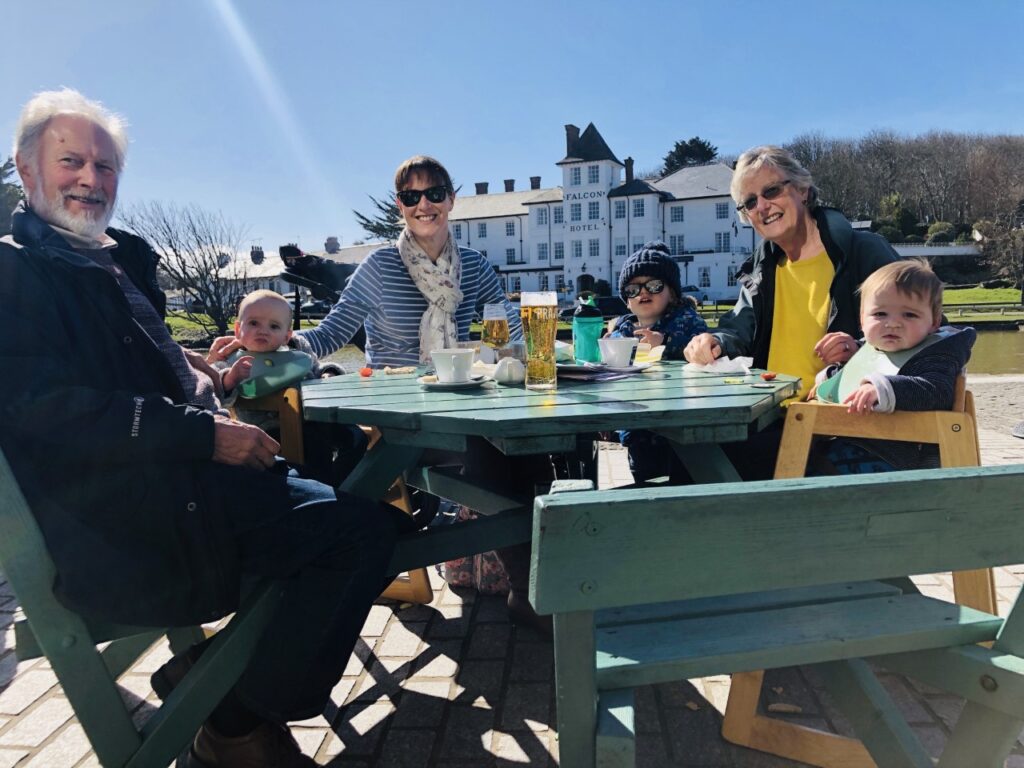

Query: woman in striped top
298;155;522;367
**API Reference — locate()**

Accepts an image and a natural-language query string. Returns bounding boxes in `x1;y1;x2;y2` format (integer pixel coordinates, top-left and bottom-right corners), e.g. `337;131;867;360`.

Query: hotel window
453;223;462;239
698;266;711;288
570;203;582;222
555;274;566;292
715;232;731;252
716;202;730;219
537;207;548;226
506;248;518;264
588;201;600;220
632;199;645;218
670;205;684;223
588;165;599;184
669;234;685;255
511;276;521;292
727;265;739;287
537;242;549;261
572;240;583;259
506;221;515;237
478;222;487;238
614;200;626;219
553;241;564;260
553;206;563;224
614;239;627;257
588;239;600;258
539;273;549;291
571;167;581;186
632;238;644;254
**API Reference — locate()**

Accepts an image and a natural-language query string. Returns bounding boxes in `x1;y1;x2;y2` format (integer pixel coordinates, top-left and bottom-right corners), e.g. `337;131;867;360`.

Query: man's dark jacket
713;206;899;368
0;204;239;626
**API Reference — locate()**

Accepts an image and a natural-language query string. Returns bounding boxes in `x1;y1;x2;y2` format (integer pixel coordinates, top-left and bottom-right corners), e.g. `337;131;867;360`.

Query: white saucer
417;374;492;390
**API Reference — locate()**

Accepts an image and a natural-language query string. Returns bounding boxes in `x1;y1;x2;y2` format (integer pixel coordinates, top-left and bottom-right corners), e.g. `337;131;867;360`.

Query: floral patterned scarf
398;226;463;363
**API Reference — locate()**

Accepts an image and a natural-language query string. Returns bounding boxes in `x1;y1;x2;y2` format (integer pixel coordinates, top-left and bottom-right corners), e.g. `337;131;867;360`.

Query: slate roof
558;123;623;166
653;163;734;201
607;178;671;199
449;188;561;221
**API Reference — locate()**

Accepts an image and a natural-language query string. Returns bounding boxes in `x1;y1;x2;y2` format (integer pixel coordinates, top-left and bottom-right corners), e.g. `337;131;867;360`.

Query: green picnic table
300;361;799;571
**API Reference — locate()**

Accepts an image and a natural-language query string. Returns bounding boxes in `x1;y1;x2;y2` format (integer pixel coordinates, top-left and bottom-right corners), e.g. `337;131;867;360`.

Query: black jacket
714;207;898;368
0;204;239;626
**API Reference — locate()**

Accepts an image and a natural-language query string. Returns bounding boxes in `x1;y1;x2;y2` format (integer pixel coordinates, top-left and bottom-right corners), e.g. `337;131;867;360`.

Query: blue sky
4;0;1023;253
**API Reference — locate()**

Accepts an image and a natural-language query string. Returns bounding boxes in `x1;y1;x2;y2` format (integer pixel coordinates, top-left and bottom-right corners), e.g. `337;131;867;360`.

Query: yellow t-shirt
767;251;835;402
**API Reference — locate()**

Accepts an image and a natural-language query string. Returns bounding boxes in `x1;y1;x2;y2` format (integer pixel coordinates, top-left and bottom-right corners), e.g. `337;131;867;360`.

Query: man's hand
223;356;254;392
633;328;664;347
212;415;279;470
843;382;880;414
207;336;244;364
814;332;857;366
683;333;721;365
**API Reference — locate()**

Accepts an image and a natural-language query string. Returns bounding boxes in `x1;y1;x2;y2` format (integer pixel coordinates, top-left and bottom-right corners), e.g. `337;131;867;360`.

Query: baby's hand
223;355;254;392
843;382;879;414
207;336;243;364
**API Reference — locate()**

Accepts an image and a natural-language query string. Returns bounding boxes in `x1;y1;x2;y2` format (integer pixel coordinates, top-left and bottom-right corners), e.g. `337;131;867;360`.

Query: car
299;299;332;319
679;285;707;307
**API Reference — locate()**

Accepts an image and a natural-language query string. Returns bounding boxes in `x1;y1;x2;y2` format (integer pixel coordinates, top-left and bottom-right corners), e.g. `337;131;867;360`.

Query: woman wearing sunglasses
610;241;708;482
683;145;897;480
297;154;521;367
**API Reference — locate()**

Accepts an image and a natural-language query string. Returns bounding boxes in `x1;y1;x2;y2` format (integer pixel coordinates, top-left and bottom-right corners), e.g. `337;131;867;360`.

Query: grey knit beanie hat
618;241;682;302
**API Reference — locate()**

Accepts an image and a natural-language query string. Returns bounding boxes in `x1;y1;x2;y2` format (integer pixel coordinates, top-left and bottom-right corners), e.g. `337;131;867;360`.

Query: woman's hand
683;333;721;365
814;332;857;366
207;335;244;364
633;328;664;347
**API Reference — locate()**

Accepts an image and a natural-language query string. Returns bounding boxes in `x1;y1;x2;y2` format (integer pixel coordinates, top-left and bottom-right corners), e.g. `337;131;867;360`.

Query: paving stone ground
1;373;1023;766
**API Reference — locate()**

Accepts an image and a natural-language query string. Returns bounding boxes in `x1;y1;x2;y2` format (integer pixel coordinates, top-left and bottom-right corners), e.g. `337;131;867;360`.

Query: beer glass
481;304;511;350
519;292;558;391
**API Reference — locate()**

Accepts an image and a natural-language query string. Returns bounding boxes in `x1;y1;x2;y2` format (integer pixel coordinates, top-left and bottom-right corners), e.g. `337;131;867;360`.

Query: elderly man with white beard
0;88;404;767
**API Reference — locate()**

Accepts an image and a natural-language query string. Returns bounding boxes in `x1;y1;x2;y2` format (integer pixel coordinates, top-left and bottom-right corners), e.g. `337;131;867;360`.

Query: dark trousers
208;461;398;723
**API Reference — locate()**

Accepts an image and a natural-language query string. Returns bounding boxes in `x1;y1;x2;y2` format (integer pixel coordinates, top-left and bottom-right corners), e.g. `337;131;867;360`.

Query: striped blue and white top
298;246;523;368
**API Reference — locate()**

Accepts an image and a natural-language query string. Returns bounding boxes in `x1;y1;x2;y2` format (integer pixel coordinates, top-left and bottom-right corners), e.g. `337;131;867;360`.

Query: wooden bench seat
531;466;1024;768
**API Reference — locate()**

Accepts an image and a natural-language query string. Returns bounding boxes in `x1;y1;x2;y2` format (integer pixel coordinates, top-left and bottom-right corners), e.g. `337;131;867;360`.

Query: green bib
229;350;314;399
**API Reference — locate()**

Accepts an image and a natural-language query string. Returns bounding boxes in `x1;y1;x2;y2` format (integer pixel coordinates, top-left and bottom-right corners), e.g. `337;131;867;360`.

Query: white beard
29;186;115;240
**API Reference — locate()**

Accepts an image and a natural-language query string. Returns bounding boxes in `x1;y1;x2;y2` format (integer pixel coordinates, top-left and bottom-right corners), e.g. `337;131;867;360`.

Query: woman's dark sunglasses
396;185;449;207
737;179;792;212
623;278;666;299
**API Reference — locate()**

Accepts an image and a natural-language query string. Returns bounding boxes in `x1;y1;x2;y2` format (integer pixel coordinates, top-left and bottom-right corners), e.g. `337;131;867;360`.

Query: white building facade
448;123;760;303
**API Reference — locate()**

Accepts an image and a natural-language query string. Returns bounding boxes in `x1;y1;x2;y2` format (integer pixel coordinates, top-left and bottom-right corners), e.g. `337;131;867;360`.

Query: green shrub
927;231;953;244
927;221;954;238
877;225;902;243
904;234;924;244
953;232;973;244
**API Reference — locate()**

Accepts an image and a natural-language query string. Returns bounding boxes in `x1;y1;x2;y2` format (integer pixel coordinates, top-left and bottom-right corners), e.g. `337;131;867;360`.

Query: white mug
431;348;475;383
598;337;639;368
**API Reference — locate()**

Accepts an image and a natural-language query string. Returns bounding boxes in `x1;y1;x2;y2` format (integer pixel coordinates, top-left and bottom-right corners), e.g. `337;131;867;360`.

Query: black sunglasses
737;179;792;213
623;278;666;299
396;185;449;207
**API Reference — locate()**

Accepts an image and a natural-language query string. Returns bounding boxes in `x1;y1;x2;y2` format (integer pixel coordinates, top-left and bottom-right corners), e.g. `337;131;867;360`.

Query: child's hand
207;336;244;364
843;382;879;414
633;328;664;347
223;355;254;391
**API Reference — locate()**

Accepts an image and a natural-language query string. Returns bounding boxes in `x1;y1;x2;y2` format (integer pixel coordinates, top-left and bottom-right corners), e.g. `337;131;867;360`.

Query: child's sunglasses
623;278;666;299
396;185;449;207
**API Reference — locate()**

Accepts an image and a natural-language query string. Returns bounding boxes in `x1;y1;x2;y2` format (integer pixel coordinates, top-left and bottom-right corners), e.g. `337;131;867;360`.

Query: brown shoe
179;722;317;767
507;590;553;638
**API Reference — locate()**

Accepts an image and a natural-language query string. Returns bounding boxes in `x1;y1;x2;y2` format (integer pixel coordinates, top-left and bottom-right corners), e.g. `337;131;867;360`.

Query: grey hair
730;145;818;223
13;88;128;172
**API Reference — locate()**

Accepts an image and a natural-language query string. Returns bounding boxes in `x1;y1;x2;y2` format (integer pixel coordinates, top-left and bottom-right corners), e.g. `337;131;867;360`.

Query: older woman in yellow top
684;145;897;478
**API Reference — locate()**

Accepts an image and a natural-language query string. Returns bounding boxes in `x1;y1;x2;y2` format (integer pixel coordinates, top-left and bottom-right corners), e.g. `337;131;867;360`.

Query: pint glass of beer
519;291;558;391
481;304;511;350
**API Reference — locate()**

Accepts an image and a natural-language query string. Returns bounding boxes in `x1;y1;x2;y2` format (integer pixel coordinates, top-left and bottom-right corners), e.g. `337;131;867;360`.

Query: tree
117;201;250;336
353;193;402;241
661;137;718;175
975;200;1024;294
0;157;24;237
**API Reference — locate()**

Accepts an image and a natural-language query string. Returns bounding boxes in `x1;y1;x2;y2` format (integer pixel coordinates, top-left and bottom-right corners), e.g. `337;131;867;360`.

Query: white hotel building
447;123;760;303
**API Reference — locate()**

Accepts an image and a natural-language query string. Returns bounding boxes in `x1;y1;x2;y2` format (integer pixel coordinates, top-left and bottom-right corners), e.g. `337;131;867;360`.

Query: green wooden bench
0;447;285;767
531;466;1024;768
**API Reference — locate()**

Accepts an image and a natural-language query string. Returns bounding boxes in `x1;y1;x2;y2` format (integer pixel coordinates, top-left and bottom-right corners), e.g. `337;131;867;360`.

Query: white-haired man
0;89;402;767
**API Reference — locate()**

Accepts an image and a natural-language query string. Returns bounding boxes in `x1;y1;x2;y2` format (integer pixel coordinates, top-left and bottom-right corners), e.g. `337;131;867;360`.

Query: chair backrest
230;387;305;463
531;465;1024;615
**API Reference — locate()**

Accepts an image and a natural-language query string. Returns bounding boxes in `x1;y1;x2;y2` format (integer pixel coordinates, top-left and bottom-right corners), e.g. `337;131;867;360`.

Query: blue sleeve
661;307;708;360
297;255;380;358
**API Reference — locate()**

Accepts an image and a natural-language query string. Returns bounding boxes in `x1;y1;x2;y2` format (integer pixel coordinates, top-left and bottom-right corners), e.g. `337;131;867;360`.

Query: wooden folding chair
0;447;283;767
721;373;995;768
241;389;433;605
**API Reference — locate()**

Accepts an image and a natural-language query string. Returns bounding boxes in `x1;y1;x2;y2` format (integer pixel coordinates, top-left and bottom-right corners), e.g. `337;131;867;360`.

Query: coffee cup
431;348;475;383
598;337;639;368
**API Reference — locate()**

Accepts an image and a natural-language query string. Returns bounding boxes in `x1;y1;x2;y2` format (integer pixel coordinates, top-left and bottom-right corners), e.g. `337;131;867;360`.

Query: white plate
417;374;492;390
